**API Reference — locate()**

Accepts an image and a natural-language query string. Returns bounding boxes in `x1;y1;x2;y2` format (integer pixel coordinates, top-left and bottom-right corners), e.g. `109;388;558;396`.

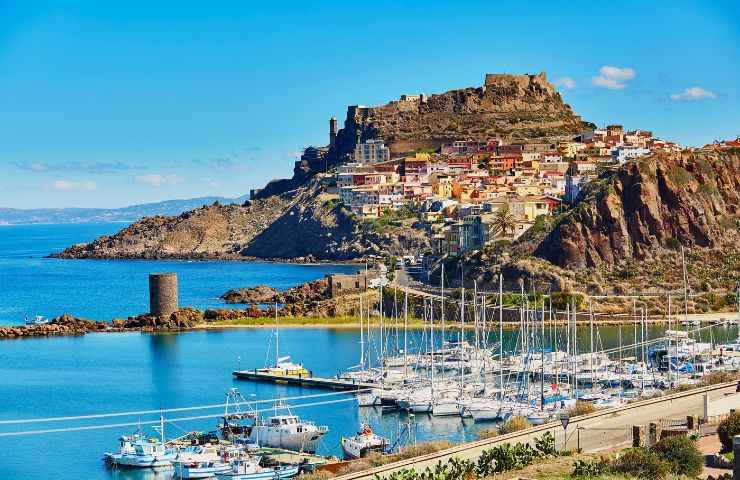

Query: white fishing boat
340;424;389;459
104;427;176;468
248;404;328;453
216;458;299;480
172;445;240;478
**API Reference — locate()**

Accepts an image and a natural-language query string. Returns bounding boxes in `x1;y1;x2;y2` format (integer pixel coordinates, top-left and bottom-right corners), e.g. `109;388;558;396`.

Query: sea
0;223;738;479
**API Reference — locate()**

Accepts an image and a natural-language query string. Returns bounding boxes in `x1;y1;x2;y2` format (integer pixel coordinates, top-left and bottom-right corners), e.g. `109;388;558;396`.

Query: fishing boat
340;424;389;459
219;388;257;440
248;403;328;453
104;428;176;468
216;458;299;480
172;446;232;479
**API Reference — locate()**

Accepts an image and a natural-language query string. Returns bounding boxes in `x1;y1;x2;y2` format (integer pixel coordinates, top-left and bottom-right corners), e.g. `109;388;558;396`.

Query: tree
493;206;517;237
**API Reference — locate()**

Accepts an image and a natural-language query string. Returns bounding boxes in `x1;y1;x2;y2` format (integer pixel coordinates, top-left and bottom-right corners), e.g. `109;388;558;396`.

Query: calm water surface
1;223;738;479
0;223;358;325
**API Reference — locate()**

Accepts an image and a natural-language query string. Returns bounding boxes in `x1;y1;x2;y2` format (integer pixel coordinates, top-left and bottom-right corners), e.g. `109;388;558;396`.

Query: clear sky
1;0;738;209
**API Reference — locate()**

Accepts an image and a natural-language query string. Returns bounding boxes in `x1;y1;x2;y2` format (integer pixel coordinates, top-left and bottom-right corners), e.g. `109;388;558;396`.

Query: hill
53;180;428;261
453;149;740;302
0;195;249;225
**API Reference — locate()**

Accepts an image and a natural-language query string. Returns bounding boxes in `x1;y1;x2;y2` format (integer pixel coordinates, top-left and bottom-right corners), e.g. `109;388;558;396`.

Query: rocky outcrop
52;181;429;261
0;308;206;339
535;150;740;268
222;278;332;305
329;71;590;160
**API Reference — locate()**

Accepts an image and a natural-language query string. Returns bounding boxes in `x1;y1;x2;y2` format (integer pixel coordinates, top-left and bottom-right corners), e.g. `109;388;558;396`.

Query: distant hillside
0;195;249;225
52;180;428;261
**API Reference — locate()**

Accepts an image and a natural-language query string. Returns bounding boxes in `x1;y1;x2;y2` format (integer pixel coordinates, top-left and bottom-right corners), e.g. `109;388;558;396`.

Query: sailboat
257;304;310;378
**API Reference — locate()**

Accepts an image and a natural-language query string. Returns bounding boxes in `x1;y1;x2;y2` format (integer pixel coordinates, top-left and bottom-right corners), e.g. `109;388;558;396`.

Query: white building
612;145;651;164
354;139;390;164
337;163;360;188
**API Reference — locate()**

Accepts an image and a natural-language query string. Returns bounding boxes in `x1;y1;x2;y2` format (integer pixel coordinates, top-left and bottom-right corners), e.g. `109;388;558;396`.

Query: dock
232;369;377;390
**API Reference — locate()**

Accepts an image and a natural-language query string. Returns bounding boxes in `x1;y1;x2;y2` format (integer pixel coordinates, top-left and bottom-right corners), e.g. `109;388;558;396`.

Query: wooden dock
232;369;376;390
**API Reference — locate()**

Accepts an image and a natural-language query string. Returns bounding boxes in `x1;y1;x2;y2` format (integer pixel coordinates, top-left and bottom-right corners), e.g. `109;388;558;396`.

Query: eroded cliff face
330;72;591;158
535;150;740;269
53;181;429;261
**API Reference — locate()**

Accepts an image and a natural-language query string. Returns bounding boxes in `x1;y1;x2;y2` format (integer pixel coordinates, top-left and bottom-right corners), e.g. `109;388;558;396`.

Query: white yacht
340;424;389;459
248;405;328;453
216;458;299;480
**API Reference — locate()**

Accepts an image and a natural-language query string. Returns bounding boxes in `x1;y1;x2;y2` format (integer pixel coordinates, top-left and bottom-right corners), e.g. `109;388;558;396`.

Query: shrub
699;371;739;387
651;435;703;477
535;431;556;457
718;411;740;453
500;416;530;434
476;428;499;440
611;448;670;480
567;400;595;417
571;457;610;478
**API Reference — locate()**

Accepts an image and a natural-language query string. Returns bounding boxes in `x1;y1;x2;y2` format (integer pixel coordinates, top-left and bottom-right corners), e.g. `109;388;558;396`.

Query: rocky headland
449;149;740;313
52;179;428;261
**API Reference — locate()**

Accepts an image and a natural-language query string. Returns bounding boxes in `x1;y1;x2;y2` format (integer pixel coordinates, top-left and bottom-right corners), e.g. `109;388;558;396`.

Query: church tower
329;116;337;147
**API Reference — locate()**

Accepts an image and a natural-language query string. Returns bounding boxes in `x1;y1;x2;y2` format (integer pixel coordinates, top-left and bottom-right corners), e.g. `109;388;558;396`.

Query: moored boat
340;424;389;459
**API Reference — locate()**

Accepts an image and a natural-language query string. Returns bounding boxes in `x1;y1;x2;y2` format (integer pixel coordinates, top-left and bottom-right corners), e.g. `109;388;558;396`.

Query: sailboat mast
589;299;594;391
275;302;279;366
668;294;672;386
441;265;446;373
499;274;504;400
403;289;409;378
360;295;365;369
540;298;545;411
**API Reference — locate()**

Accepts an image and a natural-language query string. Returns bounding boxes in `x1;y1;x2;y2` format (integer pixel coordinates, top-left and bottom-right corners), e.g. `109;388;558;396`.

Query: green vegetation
718;411;740;453
492;206;516;237
571;457;611;478
608;448;670;480
668;166;692;184
550;291;585;311
364;207;416;233
664;237;680;250
376;432;556;480
651;435;703;477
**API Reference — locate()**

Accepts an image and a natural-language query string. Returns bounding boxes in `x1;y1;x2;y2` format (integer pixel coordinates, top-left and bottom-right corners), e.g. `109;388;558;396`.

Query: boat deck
233;369;377;391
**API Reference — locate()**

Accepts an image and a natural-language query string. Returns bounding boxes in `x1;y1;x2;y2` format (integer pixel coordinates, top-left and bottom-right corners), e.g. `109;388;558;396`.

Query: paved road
337;382;739;480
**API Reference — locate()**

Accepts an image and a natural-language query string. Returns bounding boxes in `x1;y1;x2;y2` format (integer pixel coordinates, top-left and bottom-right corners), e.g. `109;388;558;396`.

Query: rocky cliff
53;180;429;261
453;149;740;298
330;71;591;159
535;149;740;268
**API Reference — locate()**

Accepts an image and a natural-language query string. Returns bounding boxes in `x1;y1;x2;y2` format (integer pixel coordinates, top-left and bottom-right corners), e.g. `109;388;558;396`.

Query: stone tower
329;116;337;147
149;273;178;318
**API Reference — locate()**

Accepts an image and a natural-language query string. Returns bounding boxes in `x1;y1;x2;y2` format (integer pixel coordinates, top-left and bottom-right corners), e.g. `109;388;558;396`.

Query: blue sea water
0;223;359;325
0;223;738;479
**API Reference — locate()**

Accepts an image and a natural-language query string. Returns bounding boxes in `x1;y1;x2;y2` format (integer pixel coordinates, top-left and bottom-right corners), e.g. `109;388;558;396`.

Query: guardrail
336;381;739;480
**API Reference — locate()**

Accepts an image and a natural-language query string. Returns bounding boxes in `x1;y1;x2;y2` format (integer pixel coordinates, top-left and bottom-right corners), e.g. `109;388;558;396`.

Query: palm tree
493;206;516;237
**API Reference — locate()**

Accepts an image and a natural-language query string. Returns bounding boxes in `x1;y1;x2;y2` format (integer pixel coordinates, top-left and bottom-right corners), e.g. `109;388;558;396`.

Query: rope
0;396;357;438
0;388;369;426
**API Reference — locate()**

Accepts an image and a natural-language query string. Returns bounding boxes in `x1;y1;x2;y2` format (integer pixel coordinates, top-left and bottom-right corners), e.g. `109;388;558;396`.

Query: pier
232;369;378;390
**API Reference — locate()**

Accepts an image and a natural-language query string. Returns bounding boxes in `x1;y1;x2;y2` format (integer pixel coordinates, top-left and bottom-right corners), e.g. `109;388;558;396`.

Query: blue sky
0;1;738;209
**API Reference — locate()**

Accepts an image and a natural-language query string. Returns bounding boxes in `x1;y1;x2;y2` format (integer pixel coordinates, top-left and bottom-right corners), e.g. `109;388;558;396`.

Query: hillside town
305;118;686;258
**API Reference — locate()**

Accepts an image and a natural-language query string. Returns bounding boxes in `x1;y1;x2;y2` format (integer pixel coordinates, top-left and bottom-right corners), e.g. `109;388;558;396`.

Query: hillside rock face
330;72;591;158
53;181;429;261
535;150;740;269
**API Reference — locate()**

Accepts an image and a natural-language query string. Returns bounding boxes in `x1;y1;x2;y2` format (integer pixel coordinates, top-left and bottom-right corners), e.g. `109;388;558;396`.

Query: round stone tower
149;273;178;318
